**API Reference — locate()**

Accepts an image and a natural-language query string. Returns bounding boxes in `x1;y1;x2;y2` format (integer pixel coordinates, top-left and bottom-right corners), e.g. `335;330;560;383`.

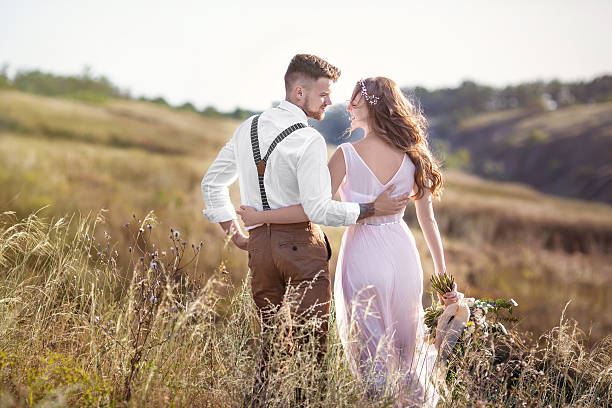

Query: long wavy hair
350;77;443;199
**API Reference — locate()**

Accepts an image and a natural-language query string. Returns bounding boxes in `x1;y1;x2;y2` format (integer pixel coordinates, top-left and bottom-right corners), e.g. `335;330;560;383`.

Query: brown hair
351;77;443;199
284;54;341;94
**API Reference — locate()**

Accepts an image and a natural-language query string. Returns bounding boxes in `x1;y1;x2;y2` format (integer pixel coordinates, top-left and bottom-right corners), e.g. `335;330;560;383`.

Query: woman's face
346;92;369;130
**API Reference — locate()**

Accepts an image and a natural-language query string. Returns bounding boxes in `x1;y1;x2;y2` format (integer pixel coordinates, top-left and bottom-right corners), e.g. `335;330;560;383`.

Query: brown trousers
248;222;331;396
248;221;331;332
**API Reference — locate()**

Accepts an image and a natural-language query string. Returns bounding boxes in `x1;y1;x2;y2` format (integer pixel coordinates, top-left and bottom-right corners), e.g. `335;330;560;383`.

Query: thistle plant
103;211;206;402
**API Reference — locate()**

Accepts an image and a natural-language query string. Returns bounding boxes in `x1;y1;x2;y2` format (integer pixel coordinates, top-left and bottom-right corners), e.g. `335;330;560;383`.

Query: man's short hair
284;54;341;93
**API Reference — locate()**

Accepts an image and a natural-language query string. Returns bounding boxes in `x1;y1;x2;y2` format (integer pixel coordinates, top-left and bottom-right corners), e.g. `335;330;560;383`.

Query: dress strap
338;143;353;176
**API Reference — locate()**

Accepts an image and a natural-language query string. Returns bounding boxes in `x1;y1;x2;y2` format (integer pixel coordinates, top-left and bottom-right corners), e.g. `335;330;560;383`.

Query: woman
238;77;459;405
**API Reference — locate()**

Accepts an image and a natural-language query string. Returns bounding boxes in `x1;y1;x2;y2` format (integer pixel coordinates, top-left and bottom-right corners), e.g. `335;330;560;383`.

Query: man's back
202;100;359;227
233;100;319;211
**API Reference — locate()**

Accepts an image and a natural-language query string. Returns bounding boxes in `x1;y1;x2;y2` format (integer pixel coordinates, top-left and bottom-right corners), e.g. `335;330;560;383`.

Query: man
201;53;408;397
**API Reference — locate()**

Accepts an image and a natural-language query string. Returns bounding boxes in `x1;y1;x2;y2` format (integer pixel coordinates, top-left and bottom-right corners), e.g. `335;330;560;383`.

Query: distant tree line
0;64;256;121
0;65;129;103
134;96;255;121
407;76;612;119
1;64;610;126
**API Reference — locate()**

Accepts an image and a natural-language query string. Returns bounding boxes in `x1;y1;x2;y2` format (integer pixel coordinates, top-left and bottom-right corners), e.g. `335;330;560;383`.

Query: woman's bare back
351;139;406;186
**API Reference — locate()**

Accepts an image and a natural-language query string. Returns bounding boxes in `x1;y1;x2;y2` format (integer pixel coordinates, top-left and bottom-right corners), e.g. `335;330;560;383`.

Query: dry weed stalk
0;211;610;407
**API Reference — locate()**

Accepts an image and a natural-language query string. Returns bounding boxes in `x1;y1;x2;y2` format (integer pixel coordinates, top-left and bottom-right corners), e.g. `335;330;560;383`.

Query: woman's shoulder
330;143;348;160
335;141;355;154
337;141;355;148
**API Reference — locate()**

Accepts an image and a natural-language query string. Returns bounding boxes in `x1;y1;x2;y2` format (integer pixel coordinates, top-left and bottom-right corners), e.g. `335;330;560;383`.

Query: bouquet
425;273;518;361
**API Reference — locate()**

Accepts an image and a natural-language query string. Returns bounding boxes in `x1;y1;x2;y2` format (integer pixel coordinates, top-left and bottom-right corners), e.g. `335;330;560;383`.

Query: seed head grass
0;211;610;407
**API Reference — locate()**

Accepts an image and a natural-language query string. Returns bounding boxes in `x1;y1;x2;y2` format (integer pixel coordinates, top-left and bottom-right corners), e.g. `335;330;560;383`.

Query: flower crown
359;79;380;105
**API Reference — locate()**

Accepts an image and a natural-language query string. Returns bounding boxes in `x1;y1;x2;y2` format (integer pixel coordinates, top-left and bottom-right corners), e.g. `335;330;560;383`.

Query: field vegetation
1;88;611;406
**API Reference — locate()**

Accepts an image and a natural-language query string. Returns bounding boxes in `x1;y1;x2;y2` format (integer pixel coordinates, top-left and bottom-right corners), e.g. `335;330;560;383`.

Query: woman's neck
360;125;372;139
362;128;384;143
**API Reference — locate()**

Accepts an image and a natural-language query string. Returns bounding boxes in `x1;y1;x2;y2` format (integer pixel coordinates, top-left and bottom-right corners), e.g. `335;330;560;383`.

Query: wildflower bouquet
424;273;518;360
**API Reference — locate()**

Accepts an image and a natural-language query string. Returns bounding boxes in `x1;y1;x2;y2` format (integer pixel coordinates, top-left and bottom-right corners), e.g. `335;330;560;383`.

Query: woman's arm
414;187;446;276
413;185;462;305
237;204;308;227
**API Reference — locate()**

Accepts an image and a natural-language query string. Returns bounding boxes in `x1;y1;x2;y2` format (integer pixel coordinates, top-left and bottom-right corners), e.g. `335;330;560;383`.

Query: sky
1;0;611;111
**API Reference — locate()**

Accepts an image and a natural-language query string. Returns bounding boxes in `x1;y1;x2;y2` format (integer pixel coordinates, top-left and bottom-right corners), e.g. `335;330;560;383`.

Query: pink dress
334;143;439;406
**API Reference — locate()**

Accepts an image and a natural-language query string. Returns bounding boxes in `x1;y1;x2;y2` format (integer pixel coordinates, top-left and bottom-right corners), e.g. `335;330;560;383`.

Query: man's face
301;77;333;120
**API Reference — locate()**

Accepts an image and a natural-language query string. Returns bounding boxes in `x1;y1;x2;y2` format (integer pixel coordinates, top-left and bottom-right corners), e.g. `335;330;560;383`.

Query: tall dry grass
1;89;612;406
1;211;611;407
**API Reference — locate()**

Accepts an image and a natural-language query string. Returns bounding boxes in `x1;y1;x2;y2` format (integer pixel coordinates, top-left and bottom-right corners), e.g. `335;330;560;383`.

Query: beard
302;96;326;120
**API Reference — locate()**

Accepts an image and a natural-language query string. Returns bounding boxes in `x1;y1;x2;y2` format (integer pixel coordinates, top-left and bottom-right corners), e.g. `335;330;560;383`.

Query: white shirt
201;100;360;228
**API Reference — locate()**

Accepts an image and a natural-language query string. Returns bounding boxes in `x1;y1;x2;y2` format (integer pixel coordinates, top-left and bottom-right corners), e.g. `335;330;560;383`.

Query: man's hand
232;232;248;251
236;205;261;227
373;185;411;216
219;219;248;251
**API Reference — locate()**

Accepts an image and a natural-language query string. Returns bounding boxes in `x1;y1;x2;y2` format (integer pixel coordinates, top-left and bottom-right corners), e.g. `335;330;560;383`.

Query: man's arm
236;187;405;226
201;126;248;250
328;144;409;220
296;136;409;226
357;186;405;220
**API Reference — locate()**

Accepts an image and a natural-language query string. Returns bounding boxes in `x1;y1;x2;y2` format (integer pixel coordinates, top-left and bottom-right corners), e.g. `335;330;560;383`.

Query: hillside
0;89;246;275
1;89;612;345
436;102;612;203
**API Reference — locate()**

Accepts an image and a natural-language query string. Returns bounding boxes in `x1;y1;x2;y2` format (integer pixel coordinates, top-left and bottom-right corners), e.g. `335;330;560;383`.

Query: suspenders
250;115;306;210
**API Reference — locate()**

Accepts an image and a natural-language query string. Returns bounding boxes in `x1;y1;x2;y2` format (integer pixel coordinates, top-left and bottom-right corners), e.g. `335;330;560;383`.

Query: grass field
1;90;611;406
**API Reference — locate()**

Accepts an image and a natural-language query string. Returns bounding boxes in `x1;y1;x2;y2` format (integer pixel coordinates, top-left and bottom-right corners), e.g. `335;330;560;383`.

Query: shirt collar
277;100;309;124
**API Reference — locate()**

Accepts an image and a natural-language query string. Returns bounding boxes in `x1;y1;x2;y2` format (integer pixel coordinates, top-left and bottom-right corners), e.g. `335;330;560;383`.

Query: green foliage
201;105;221;117
527;129;550;145
575;165;596;180
482;160;506;179
147;96;170;106
178;101;197;112
230;107;253;120
11;65;126;101
406;75;612;119
26;352;112;406
431;140;472;171
0;64;10;89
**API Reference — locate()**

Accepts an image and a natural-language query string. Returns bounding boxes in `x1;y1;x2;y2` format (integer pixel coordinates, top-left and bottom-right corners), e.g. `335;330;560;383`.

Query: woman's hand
438;282;464;306
236;205;263;227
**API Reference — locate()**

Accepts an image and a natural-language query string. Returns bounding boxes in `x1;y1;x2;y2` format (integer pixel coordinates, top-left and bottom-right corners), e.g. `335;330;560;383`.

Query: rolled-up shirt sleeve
201;135;239;223
296;135;360;226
